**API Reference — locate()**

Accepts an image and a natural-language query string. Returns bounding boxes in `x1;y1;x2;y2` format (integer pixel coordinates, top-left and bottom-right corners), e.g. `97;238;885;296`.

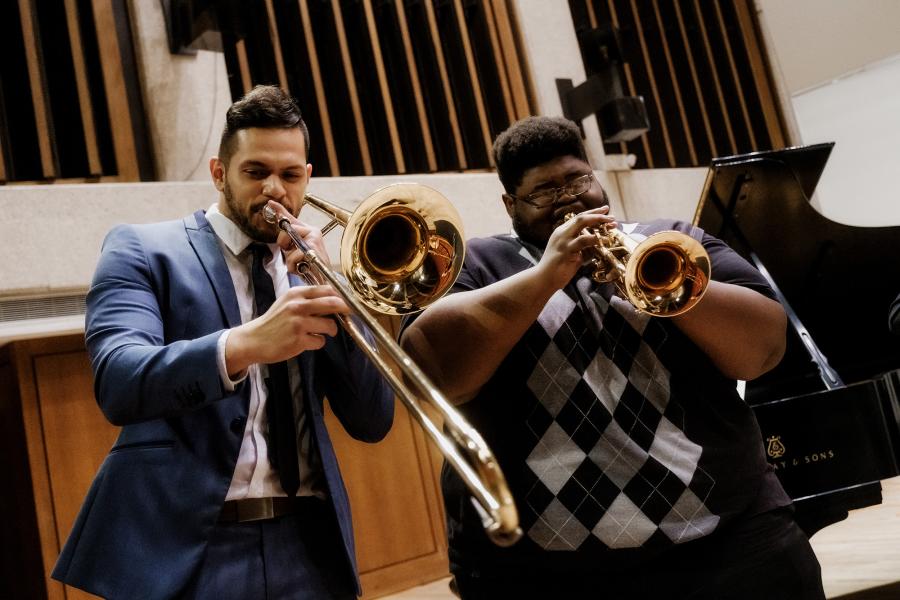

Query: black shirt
440;219;791;572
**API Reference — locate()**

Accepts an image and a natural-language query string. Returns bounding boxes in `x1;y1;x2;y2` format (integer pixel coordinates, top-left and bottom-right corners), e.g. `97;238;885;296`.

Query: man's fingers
282;287;351;315
286;284;343;299
573;231;601;251
573;211;615;229
302;333;329;351
283;314;339;337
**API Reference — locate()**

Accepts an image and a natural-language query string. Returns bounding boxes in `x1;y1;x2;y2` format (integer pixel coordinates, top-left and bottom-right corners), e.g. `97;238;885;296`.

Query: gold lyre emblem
767;435;786;459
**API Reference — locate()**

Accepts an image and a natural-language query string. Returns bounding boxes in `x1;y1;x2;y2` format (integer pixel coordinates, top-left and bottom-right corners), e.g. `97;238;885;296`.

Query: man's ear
210;157;225;191
501;193;516;218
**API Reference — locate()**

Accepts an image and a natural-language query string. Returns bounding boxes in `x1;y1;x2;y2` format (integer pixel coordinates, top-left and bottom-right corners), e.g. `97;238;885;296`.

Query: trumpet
568;213;711;316
265;183;522;546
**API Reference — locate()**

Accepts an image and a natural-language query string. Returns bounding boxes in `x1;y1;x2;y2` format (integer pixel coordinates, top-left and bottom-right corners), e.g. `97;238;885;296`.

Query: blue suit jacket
52;210;394;599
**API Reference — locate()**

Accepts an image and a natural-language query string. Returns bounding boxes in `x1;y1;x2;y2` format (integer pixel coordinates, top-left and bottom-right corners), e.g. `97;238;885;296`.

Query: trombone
265;183;522;546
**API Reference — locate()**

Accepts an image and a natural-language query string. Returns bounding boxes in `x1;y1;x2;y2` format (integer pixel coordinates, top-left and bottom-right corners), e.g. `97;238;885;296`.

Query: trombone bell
307;183;466;315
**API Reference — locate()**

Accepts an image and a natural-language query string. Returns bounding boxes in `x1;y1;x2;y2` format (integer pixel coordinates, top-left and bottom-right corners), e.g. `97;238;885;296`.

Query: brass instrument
569;214;711;316
265;183;522;546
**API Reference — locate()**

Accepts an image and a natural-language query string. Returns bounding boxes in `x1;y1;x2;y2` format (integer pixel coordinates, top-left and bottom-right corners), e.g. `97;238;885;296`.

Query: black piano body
693;143;900;536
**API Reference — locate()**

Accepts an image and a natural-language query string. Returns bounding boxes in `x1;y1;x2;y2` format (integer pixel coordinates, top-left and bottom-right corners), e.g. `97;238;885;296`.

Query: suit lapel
186;210;242;328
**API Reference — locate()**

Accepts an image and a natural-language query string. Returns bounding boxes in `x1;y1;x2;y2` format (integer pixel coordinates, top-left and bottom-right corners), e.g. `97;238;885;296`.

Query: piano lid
692;143;900;403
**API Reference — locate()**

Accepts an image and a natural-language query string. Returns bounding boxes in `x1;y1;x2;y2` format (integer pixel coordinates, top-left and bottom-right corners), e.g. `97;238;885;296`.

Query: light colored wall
0;171;634;300
756;0;900;94
756;0;900;226
613;168;708;224
0;159;713;306
128;0;231;181
0;182;217;299
791;55;900;226
0;165;706;344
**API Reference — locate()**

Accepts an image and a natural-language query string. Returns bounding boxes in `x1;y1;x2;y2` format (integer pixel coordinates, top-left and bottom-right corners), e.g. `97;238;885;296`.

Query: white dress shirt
205;204;324;500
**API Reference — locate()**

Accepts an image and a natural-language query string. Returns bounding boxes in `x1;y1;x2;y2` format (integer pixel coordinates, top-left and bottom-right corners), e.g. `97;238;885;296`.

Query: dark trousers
178;497;356;600
452;507;825;600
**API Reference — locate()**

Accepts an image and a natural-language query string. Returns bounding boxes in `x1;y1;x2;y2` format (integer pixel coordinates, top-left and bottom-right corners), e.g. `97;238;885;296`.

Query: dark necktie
250;243;300;497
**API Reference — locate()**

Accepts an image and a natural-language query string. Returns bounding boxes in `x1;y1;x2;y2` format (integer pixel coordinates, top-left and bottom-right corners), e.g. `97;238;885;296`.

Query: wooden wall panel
573;0;789;168
326;401;448;598
3;335;447;599
218;0;533;176
2;337;93;599
1;0;149;183
0;358;46;600
90;0;138;182
64;0;102;176
34;351;119;583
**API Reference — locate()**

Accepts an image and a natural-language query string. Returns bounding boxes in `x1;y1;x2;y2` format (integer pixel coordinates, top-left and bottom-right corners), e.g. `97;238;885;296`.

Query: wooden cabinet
1;335;448;599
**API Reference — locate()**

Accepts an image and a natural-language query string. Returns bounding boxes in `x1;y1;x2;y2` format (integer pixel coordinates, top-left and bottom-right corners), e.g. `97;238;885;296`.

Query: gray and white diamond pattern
526;421;586;495
524;283;720;550
527;343;582;418
588;420;647;489
529;498;591;550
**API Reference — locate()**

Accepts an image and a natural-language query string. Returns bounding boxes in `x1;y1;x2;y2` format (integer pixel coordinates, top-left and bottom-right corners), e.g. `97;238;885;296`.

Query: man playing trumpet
401;116;824;599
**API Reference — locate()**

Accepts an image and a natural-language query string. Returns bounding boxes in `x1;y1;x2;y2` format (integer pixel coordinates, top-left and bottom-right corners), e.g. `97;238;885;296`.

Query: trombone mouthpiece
263;205;278;224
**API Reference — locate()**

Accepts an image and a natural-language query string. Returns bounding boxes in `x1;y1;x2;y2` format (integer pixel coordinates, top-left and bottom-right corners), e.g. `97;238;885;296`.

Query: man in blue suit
52;85;394;599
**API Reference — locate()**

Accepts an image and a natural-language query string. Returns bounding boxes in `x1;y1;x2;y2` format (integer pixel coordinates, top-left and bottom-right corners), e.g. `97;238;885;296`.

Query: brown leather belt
218;497;316;523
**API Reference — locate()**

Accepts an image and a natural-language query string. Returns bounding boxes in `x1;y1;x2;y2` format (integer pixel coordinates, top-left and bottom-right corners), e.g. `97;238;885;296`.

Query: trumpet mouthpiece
263;205;278;224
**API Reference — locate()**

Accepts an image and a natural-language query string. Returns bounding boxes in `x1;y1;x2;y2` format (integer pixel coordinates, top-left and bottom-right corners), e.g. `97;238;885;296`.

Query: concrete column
510;0;606;168
127;0;231;182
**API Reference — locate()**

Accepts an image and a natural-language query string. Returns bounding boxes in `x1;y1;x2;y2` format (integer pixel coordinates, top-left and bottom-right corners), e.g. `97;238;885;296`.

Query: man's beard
510;210;550;249
222;179;278;243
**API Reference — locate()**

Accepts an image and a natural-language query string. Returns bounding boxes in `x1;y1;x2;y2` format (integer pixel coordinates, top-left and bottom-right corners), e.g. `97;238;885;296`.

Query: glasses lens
568;174;592;195
526;190;556;207
523;174;592;207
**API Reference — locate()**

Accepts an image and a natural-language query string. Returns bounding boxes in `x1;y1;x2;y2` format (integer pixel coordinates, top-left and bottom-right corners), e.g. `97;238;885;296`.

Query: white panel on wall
792;54;900;227
756;0;900;94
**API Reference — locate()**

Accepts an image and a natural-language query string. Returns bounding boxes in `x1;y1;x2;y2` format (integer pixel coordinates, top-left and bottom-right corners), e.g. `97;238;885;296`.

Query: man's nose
262;176;285;198
554;187;578;206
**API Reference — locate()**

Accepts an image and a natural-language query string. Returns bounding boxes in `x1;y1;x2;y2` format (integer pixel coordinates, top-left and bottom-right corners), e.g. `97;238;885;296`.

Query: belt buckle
237;497;275;522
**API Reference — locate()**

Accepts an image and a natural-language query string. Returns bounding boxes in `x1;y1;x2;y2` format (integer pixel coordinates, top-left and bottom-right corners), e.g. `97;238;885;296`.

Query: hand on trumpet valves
538;206;617;290
264;200;333;273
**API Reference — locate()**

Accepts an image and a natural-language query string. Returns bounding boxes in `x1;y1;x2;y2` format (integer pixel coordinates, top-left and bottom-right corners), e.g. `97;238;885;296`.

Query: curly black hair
492;116;588;194
217;85;309;164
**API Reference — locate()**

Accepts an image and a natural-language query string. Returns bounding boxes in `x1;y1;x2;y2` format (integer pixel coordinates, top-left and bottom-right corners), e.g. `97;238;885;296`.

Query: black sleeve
702;233;778;301
634;219;777;301
890;292;900;335
451;236;532;293
400;235;529;334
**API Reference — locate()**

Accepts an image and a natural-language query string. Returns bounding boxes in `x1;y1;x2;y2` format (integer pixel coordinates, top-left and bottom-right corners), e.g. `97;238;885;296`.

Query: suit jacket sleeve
317;313;395;442
85;224;227;426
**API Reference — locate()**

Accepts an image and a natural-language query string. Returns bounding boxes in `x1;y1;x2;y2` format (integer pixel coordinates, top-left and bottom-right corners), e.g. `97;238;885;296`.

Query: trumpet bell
623;231;711;316
341;183;466;315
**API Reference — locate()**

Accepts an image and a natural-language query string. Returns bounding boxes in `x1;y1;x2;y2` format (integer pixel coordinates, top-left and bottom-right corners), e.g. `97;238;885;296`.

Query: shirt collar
206;203;278;258
509;228;545;264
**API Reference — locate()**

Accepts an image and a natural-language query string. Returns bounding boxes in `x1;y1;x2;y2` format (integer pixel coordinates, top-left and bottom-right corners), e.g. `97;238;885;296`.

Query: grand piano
692;143;900;536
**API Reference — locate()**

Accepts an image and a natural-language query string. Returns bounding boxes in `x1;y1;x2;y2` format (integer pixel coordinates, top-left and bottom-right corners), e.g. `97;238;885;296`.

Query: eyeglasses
511;173;594;208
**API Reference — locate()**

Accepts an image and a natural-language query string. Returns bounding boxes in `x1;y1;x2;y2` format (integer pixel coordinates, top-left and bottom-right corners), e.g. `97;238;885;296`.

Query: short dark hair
493;116;588;194
217;85;310;164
